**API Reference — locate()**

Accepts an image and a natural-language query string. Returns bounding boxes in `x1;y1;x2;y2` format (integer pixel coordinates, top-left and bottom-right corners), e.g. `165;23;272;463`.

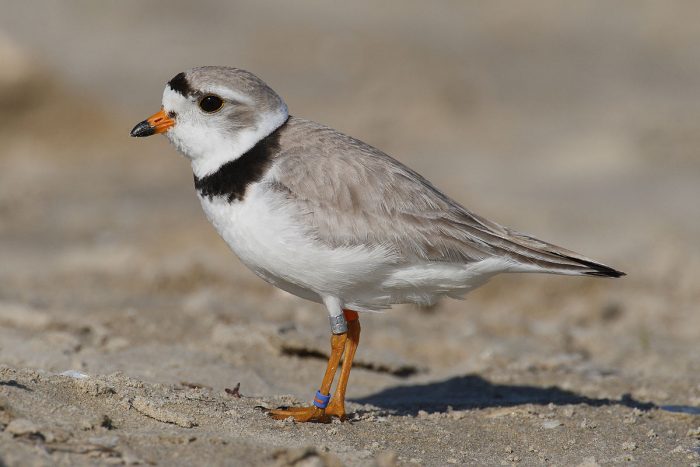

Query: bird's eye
199;95;224;113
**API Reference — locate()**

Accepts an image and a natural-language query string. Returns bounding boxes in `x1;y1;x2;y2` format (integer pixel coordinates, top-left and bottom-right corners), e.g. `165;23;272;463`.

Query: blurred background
0;0;699;458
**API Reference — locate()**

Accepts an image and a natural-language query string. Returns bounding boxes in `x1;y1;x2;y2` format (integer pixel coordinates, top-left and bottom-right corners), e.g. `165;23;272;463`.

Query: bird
130;66;624;423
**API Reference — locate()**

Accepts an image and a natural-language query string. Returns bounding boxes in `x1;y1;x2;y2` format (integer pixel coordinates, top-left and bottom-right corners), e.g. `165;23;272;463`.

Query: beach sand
0;2;699;465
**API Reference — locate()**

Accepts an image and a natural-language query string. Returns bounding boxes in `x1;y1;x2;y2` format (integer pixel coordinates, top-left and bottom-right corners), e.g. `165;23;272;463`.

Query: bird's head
130;66;288;177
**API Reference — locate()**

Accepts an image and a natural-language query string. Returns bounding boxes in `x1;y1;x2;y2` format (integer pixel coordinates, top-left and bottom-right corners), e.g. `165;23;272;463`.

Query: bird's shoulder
270;116;463;217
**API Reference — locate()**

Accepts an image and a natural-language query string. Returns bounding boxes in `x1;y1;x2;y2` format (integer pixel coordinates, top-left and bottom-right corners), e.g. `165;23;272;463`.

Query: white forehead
162;85;188;110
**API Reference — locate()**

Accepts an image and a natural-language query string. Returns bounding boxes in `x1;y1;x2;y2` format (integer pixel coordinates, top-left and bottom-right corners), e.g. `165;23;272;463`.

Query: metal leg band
329;314;348;334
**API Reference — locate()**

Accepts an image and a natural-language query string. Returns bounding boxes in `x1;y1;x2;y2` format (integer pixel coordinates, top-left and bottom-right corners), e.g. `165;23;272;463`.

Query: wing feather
268;117;623;277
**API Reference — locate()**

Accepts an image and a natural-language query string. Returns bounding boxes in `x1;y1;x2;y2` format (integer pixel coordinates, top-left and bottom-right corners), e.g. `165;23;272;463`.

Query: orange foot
267;406;332;423
267;402;348;422
325;401;347;421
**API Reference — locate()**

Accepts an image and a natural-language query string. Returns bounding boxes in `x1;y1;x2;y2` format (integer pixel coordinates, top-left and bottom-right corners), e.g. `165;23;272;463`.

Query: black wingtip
573;257;626;278
584;268;626;278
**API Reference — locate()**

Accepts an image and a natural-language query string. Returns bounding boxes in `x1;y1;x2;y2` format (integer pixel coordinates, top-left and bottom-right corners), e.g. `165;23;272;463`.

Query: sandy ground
0;1;699;465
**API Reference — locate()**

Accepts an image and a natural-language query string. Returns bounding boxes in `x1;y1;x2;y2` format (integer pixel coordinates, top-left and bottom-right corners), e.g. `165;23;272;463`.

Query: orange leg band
343;309;359;322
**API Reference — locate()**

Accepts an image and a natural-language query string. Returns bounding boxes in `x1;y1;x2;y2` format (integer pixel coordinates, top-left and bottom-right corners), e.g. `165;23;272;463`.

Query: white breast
197;183;396;306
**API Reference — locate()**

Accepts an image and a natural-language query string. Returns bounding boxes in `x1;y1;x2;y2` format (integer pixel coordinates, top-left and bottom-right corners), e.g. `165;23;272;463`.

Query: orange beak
130;108;175;137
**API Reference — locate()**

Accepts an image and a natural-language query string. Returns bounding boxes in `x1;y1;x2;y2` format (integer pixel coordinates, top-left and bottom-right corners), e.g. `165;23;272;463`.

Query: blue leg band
313;390;331;409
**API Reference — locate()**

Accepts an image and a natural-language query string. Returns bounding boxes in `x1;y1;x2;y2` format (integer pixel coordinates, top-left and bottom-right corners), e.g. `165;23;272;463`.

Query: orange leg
326;310;361;420
268;331;347;423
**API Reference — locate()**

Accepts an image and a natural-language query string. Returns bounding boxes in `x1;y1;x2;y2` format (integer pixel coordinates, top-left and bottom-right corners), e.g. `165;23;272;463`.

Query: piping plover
131;66;624;423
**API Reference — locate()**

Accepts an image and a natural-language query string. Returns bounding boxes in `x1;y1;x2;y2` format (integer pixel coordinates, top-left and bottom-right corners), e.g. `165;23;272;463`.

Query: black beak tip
130;120;155;138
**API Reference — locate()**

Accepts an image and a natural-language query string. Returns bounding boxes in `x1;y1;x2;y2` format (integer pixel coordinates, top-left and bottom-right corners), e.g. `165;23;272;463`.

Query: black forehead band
167;72;194;97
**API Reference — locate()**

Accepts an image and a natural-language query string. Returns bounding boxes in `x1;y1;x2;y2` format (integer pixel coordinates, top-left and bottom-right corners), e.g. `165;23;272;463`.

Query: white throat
162;87;288;179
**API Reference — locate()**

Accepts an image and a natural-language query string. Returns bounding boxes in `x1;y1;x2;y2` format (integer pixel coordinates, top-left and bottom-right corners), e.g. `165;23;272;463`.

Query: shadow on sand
352;374;656;416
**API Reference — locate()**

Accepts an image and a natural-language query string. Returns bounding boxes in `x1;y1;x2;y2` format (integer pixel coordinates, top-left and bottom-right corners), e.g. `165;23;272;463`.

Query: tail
542;251;625;277
504;231;626;278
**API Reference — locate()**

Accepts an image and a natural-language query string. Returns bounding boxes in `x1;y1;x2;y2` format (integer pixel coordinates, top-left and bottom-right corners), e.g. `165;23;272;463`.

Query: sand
0;1;699;465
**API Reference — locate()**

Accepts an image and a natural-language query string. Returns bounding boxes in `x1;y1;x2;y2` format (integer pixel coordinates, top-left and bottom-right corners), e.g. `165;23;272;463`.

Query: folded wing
270;118;624;278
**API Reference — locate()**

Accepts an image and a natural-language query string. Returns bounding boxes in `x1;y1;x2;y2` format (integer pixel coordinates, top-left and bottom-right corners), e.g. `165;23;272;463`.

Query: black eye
199;95;224;113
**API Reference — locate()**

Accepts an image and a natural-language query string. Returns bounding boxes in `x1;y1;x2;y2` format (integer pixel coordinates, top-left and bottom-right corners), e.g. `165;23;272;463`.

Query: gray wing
269;118;623;277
